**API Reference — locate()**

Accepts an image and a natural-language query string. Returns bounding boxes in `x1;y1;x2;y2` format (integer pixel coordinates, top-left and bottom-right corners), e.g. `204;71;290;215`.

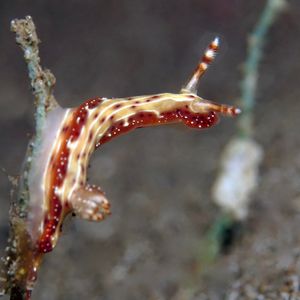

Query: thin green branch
200;0;286;268
238;0;286;137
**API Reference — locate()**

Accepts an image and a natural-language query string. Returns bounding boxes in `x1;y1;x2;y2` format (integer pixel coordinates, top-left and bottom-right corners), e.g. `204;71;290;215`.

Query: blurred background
1;0;300;299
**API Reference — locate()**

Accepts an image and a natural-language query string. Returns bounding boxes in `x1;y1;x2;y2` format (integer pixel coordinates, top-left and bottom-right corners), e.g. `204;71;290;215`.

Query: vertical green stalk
239;0;286;137
200;0;285;268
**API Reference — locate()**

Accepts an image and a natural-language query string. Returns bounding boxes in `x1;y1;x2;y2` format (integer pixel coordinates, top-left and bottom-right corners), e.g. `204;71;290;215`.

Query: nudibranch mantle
25;37;240;254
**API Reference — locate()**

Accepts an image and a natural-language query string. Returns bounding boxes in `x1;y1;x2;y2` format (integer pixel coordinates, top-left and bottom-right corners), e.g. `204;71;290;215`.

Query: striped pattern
37;92;239;253
31;37;240;253
182;37;220;94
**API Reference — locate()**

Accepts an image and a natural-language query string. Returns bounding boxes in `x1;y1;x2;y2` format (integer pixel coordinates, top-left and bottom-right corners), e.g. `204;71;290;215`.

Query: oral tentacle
190;98;241;117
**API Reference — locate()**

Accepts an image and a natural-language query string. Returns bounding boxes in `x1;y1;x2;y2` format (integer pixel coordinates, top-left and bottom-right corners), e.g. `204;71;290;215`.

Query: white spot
212;36;219;47
205;49;214;59
200;62;208;70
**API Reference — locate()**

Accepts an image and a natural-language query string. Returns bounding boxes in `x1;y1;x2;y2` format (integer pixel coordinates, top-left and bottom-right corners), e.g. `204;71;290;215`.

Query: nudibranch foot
69;184;111;221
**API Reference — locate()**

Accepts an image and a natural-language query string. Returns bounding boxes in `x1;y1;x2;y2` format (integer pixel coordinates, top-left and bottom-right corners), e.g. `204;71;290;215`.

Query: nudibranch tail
181;36;219;94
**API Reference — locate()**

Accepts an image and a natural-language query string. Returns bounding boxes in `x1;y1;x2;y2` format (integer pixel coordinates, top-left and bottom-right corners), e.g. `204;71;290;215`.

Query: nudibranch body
26;37;240;254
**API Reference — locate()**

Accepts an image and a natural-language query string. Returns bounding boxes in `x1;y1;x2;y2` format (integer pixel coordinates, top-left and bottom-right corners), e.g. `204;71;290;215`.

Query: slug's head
178;93;240;129
189;95;241;117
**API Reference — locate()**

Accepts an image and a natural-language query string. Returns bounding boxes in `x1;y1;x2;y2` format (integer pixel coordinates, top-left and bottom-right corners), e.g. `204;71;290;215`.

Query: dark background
1;1;300;299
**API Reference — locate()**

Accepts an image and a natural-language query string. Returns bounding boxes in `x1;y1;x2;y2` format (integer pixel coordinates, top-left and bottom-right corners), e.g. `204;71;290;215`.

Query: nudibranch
27;37;240;255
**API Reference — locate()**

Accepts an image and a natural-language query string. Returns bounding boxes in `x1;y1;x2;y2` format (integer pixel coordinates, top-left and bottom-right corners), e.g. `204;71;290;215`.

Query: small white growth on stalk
212;138;263;220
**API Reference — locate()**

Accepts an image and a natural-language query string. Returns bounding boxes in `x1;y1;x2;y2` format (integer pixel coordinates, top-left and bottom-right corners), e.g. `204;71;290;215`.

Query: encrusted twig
10;15;58;161
9;16;58;219
10;16;58;128
1;16;58;300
